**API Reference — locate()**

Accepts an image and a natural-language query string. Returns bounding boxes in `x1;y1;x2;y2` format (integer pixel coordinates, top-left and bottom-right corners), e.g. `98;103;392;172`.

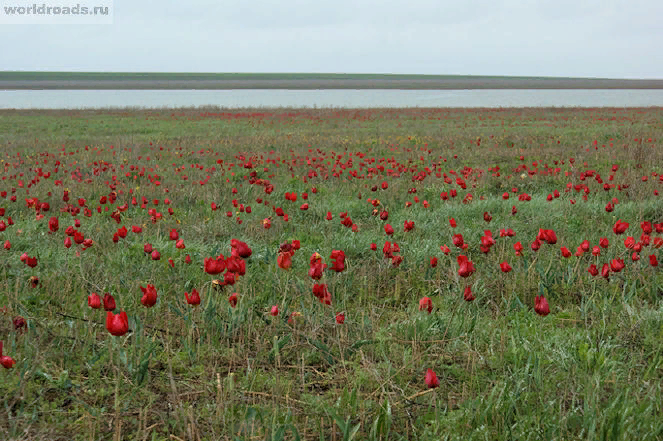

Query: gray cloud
1;0;661;78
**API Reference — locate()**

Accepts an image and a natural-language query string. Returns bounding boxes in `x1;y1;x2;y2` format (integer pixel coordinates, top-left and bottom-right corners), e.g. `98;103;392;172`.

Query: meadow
0;106;662;440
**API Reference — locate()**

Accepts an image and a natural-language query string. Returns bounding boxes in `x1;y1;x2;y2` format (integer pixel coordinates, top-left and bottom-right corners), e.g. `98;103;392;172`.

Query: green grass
0;107;661;440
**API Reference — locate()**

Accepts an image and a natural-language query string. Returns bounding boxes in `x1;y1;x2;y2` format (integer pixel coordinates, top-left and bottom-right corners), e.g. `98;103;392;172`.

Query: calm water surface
1;89;663;109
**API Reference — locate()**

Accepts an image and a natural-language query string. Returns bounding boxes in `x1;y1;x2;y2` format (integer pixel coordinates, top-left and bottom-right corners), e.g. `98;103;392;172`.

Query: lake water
1;89;663;109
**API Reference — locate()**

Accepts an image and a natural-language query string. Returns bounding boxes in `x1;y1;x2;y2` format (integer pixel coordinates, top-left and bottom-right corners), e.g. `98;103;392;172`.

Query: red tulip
185;254;192;264
370;243;377;251
513;242;523;256
641;221;652;234
534;296;550;316
48;216;59;233
204;256;226;274
228;293;238;308
335;312;345;324
424;368;439;388
452;234;464;248
151;250;161;261
588;264;599;276
483;212;492;223
649;255;658;267
103;293;116;311
270;305;279;316
231;239;252;258
449;218;457;228
312;283;332;305
599;237;609;248
602;263;610;279
330;250;346;272
185;289;201;306
613;219;629;235
430;257;438;268
308;261;326;280
384;224;394;235
140;284;158;307
88;293;101;309
0;341;16;369
560;247;572;258
463;286;475;302
419;297;433;314
610;259;625;273
25;256;37;268
457;255;475;278
539;229;557;245
440;245;450;255
106;310;129;336
277;251;293;270
499;261;512;273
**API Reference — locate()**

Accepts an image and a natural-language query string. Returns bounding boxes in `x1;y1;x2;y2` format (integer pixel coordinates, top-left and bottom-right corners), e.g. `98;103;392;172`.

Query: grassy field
1;72;662;89
0;107;662;440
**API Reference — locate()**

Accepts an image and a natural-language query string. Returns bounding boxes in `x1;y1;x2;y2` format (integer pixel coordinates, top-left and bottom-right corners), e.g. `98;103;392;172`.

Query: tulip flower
419;297;433;314
48;216;59;233
88;293;101;309
204;256;226;274
602;263;610;279
610;259;625;273
457;255;475;278
335;313;345;324
308;261;326;280
106;310;129;336
231;239;252;258
312;284;332;305
0;341;16;369
103;293;116;311
588;264;599;277
463;286;475;302
228;293;238;308
140;285;158;307
613;219;629;235
534;295;550;316
513;242;523;256
384;224;394;235
277;251;293;270
424;368;439;388
330;250;346;272
649;255;658;267
499;261;512;273
185;289;201;306
270;305;279;316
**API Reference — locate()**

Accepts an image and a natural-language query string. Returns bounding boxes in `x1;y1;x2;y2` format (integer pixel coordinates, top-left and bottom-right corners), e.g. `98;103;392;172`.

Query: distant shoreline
1;72;662;90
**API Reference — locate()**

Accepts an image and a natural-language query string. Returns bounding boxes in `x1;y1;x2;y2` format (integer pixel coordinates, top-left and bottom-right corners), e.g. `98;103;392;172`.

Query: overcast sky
1;0;661;78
